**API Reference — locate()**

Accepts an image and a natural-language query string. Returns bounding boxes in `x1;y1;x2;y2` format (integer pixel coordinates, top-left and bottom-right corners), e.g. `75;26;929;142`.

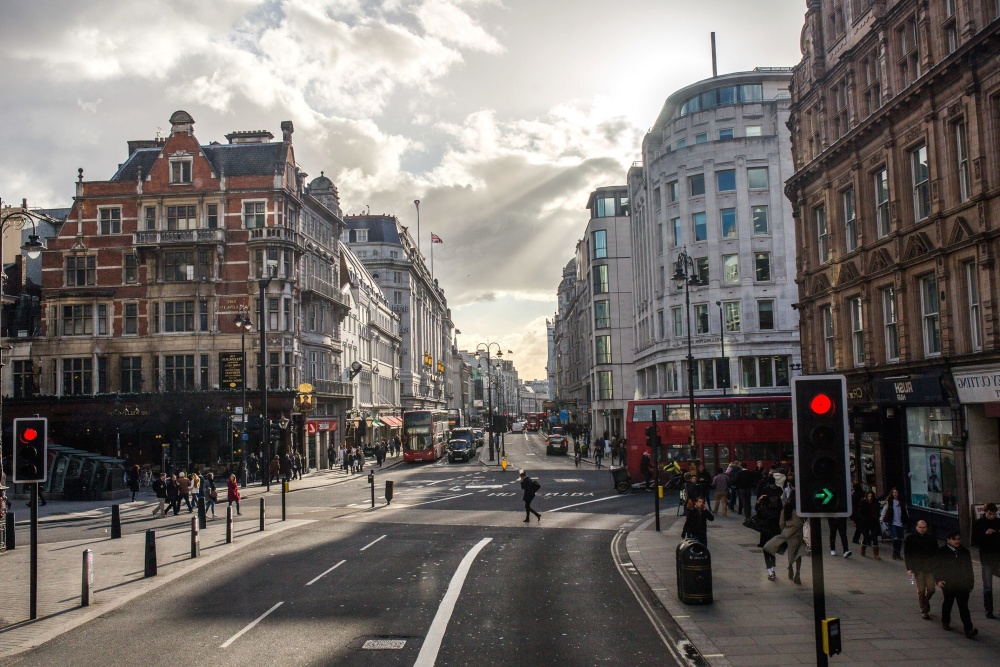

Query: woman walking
857;490;882;559
881;487;909;560
201;472;217;518
227;473;241;516
128;464;141;502
766;492;807;584
756;477;783;580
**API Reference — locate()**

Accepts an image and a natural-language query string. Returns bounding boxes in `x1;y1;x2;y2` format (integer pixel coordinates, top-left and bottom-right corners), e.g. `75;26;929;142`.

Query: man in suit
934;530;978;638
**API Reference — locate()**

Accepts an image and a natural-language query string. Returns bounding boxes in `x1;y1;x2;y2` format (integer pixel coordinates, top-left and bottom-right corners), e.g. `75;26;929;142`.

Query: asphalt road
3;432;686;667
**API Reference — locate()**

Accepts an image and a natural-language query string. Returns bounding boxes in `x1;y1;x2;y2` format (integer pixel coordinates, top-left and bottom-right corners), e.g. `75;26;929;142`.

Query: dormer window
170;159;192;184
356;229;368;242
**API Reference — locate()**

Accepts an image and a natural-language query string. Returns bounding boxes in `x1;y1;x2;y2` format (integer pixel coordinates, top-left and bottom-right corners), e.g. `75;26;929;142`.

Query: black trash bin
676;539;713;605
610;466;631;494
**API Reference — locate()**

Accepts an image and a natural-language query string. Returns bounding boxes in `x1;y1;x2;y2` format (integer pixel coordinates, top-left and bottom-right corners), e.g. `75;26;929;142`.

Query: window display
906;407;957;514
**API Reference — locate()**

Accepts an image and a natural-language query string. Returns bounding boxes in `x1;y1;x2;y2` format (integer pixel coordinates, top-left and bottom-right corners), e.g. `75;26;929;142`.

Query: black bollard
368;470;375;508
144;529;157;577
111;504;122;539
197;496;206;530
281;483;286;522
259;497;265;532
226;506;233;544
5;510;14;550
190;517;200;558
385;480;394;506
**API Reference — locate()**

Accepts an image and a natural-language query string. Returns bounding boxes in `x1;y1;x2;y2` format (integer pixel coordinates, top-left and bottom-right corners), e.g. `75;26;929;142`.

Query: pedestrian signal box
821;617;842;656
13;417;48;483
793;376;851;518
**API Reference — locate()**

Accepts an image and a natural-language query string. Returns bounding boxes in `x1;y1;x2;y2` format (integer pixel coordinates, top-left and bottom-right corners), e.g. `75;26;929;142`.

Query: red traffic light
20;427;39;443
809;393;834;416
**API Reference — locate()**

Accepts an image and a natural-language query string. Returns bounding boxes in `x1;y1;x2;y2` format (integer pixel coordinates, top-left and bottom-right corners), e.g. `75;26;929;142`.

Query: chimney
225;130;275;144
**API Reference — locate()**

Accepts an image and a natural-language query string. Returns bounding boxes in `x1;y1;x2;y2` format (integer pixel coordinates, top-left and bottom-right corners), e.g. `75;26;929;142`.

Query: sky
0;0;807;380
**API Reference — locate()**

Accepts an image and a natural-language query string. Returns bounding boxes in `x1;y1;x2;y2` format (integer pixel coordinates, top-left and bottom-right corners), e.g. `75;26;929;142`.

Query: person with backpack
519;469;541;522
201;472;218;518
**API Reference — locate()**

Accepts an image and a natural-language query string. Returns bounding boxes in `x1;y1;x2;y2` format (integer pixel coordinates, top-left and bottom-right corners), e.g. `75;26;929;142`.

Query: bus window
775;402;792;419
698;404;731;420
632;404;665;422
665;406;691;421
743;402;775;419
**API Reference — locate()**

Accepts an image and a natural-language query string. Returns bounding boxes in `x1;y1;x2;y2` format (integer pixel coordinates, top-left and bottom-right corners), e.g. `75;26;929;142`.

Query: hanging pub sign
219;352;244;390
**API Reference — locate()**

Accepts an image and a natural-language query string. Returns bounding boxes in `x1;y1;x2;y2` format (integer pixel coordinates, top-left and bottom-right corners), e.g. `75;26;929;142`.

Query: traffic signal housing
13;417;48;483
793;376;851;517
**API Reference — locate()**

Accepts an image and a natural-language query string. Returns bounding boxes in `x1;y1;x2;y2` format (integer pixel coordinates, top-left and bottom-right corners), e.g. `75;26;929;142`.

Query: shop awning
372;419;386;427
382;416;402;427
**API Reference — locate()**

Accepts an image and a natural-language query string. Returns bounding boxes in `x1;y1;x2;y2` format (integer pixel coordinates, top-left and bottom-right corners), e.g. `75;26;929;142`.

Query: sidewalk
627;508;999;666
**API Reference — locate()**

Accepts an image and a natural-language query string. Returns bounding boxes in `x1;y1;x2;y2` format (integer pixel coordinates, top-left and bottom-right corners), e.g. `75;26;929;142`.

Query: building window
758;300;775;330
672;217;682;245
693;359;715;390
882;286;899;362
99;208;121;235
694;132;708;144
207;204;219;229
722;254;739;284
124;253;138;284
97;304;108;336
689;174;705;197
822;306;835;370
62;358;92;396
152;302;159;334
165;355;196;391
595;335;612;364
677;138;687;149
693;212;707;242
816;206;829;263
752;205;768;235
717;170;736;193
920;274;941;356
201;354;210;391
170;159;192;184
747;167;768;189
124;303;138;335
592;229;607;259
66;256;96;287
740;356;790;388
166;205;197;231
911;145;930;221
672;307;683;336
667;181;679;202
62;304;93;336
724;301;740;332
144;206;156;231
163;251;207;282
243;201;266;228
745;126;762;137
831;80;848;140
597;371;613;400
719;128;734;140
955;120;970;203
966;261;982;352
754;252;771;281
592;265;609;294
898;15;920;88
944;0;958;53
861;53;881;117
720;208;737;238
875;168;891;237
393;271;402;284
200;299;210;332
164;301;195;333
594;300;610;329
656;310;664;339
843;188;857;252
695;257;709;284
595;196;618;217
97;357;108;394
12;360;34;398
849;297;865;366
695;304;709;334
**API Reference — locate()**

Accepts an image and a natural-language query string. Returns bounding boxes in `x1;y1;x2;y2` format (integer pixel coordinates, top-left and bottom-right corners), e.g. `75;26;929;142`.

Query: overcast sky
1;0;806;380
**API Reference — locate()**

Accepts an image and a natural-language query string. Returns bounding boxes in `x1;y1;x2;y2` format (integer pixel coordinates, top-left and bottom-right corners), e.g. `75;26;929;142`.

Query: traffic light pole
30;483;38;619
810;517;828;667
651;413;661;532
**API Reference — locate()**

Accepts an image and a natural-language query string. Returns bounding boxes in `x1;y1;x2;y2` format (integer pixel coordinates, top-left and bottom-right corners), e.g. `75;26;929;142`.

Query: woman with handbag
764;492;807;584
756;476;783;580
857;490;882;559
201;472;217;518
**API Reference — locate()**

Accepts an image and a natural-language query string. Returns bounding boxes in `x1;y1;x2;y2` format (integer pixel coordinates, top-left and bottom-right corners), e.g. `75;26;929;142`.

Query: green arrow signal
814;488;834;505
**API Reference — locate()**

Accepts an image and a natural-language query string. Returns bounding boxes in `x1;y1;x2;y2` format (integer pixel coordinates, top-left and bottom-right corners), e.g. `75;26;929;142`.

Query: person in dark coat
681;496;714;545
640;452;653;490
736;466;756;519
972;502;1000;619
934;531;978;638
857;490;882;559
151;472;167;518
519;469;541;522
128;464;141;502
756;476;783;580
165;474;180;515
905;519;939;619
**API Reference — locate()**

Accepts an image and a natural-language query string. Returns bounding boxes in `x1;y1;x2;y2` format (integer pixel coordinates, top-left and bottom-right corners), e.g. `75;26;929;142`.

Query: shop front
950;365;1000;537
874;373;963;539
305;418;337;469
846;377;879;489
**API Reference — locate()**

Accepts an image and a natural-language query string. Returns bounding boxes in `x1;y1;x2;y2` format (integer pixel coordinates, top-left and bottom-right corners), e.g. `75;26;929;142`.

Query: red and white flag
431;233;443;243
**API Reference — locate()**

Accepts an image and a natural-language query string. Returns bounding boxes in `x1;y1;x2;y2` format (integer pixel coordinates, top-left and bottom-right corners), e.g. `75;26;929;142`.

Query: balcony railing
134;229;225;246
302;275;349;307
312;378;352;397
247;226;301;246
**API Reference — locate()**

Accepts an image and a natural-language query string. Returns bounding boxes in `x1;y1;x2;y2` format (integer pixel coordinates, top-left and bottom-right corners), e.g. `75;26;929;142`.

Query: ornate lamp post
474;343;502;462
234;306;253;487
673;249;701;459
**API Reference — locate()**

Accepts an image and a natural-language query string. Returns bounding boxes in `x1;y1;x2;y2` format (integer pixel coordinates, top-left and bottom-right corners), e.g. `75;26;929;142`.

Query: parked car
511;420;526;433
546;427;568;455
448;439;473;463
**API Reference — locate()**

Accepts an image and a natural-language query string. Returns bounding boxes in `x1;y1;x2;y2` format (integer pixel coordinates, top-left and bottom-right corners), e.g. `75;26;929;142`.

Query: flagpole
431;236;434;279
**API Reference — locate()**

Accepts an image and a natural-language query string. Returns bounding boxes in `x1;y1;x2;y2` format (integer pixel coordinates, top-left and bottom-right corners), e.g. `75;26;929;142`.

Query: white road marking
544;494;624;513
220;601;284;647
402;492;475;508
305;560;346;586
425;478;456;486
413;537;493;667
554;479;584;483
466;484;504;489
359;534;387;551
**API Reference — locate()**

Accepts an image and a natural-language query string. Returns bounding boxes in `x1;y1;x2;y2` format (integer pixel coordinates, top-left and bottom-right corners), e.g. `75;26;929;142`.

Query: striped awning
371;419;385;427
382;416;403;427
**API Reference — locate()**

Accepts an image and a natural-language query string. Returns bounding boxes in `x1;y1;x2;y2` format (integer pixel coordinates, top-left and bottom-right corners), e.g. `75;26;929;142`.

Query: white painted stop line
413;537;492;667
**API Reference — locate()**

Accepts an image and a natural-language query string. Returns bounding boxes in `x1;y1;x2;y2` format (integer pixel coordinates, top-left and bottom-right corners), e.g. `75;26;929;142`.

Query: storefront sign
306;419;337;433
874;374;945;405
219;352;244;390
952;365;1000;404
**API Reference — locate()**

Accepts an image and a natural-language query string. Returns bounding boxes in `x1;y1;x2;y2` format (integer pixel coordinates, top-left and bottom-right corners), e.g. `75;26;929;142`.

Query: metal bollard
369;470;375;508
259;497;265;532
111;504;122;539
197;496;207;530
5;511;14;550
385;480;394;506
281;483;286;522
81;549;93;606
226;506;233;544
144;529;157;577
190;517;200;558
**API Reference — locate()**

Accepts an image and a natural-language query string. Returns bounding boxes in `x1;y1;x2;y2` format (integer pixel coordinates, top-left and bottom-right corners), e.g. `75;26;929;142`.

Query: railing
247;226;301;245
312;379;352;396
302;275;349;307
133;229;225;245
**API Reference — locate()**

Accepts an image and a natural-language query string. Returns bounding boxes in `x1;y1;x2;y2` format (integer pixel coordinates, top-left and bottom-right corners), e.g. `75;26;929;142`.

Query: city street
0;432;688;667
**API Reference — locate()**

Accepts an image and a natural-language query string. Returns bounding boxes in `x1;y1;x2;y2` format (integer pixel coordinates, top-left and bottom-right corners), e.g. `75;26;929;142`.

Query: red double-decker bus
402;409;450;462
525;412;546;432
625;396;794;480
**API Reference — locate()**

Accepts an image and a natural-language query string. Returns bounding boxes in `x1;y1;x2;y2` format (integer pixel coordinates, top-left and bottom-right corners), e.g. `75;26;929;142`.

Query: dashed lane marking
305;560;346;586
360;535;387;551
219;601;284;648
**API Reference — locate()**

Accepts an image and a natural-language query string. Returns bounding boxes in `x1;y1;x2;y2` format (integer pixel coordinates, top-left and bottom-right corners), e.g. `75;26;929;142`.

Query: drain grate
363;639;407;650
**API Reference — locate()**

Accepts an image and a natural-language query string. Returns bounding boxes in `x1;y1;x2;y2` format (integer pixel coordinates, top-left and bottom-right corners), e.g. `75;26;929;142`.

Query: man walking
973;502;1000;619
519;470;541;523
905;519;938;619
711;468;729;516
934;530;978;638
151;472;167;518
736;465;755;519
640;451;653;490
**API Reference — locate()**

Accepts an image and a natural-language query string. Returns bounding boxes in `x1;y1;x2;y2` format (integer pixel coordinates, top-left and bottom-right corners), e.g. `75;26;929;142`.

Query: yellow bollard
501;456;508;471
282;480;289;493
657;485;664;499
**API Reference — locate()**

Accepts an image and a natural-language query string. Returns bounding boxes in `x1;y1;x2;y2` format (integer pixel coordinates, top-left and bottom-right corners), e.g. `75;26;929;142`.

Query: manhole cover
363;639;406;650
100;551;125;556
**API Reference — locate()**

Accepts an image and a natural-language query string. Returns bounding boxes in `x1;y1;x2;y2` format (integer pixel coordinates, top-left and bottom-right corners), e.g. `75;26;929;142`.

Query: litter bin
676;539;713;605
610;466;631;494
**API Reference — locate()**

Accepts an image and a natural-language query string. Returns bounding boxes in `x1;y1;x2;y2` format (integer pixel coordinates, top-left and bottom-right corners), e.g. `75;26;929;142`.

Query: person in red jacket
227;473;241;516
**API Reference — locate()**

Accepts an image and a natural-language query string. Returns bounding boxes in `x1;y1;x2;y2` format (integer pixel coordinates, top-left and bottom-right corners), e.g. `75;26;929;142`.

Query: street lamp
259;263;275;491
475;343;502;462
235;306;253;487
673;249;701;460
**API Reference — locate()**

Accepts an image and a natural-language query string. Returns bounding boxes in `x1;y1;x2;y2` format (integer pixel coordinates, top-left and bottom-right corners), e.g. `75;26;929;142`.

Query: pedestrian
881;487;909;560
519;470;541;522
201;472;218;518
857;490;882;559
765;492;807;585
281;453;292;481
827;517;852;558
227;473;242;516
726;461;741;513
177;472;193;513
269;455;281;483
972;502;1000;619
695;464;712;500
736;465;755;519
681;496;714;545
574;445;582;468
129;464;141;502
594;443;603;469
934;530;979;638
750;460;765;494
640;451;653;490
905;519;939;619
190;472;201;510
756;476;783;581
711;468;730;516
151;472;167;517
166;474;180;515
